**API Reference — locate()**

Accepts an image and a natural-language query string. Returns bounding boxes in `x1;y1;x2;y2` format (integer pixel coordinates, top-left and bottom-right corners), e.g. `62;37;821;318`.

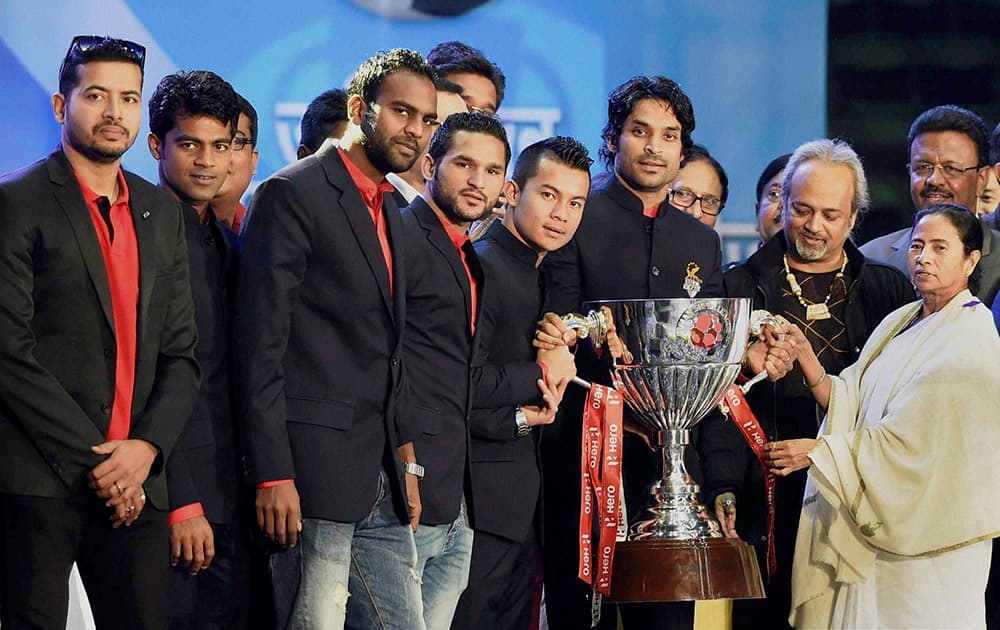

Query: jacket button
650;265;661;277
103;348;114;358
101;403;112;415
391;357;399;366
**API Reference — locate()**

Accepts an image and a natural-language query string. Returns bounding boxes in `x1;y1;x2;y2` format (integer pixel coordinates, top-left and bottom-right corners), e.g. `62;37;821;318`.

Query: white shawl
790;290;1000;628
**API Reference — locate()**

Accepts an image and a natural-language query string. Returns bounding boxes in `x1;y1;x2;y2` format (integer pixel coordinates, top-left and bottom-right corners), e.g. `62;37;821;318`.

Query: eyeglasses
670;188;724;215
59;35;146;81
232;136;255;152
907;162;980;180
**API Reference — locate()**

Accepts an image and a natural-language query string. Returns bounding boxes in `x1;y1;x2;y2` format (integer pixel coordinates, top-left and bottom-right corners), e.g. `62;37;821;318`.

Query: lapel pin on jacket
141;210;151;219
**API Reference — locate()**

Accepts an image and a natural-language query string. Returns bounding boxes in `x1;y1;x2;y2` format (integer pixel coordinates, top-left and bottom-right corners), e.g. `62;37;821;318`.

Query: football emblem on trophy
690;311;725;351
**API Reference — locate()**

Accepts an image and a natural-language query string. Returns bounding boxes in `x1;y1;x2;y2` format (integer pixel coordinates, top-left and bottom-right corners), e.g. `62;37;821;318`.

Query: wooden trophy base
607;537;765;602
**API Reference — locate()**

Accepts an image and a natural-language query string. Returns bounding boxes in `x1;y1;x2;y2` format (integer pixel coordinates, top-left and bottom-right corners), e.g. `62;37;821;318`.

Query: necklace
783;253;847;321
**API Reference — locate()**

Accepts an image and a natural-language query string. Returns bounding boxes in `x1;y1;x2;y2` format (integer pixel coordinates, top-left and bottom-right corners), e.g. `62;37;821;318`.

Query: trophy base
607;538;765;602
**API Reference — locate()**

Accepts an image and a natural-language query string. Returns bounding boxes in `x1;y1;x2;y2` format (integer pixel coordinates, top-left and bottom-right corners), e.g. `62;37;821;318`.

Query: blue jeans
413;502;474;630
270;471;424;630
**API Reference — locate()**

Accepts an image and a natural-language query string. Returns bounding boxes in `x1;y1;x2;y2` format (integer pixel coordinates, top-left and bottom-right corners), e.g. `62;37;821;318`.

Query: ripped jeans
270;471;425;630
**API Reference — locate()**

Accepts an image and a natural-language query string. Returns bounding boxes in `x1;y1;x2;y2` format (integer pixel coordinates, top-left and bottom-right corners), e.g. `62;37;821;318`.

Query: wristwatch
402;461;425;479
515;405;531;437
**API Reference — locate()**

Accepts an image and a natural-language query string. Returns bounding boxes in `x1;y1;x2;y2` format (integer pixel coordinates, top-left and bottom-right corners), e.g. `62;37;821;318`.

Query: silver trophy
566;298;755;539
563;298;774;601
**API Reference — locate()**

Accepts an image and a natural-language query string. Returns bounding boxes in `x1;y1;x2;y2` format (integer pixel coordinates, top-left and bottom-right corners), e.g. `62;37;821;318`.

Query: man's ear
52;93;66;124
420;153;435;183
503;179;520;206
147;133;162;160
347;94;366;126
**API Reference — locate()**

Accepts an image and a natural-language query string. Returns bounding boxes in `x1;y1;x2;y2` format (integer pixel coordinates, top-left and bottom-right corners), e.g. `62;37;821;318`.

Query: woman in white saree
766;203;1000;629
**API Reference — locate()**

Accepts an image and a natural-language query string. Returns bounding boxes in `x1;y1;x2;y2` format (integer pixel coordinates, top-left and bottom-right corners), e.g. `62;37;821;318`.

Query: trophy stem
629;429;721;540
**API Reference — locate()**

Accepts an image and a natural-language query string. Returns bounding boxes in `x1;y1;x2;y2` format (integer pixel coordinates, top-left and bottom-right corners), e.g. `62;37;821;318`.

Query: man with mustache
236;49;438;629
396;111;517;629
0;36;199;628
540;75;725;630
862;105;1000;306
699;139;913;630
146;70;251;629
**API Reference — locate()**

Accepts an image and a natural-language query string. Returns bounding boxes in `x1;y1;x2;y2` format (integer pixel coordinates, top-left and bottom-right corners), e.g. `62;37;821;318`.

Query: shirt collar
337;147;395;207
428;203;470;251
385;172;421;205
74;168;130;207
484;220;538;269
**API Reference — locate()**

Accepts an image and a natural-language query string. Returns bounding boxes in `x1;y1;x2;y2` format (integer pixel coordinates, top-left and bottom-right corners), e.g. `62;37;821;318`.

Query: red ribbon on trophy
722;384;776;578
578;382;624;596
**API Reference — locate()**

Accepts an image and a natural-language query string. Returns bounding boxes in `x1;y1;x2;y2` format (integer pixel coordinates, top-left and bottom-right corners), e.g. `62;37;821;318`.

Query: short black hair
912;202;983;293
148;70;240;141
680;143;729;206
755;153;792;204
600;75;695;170
434;76;464;96
513;136;593;189
236;93;259;145
990;121;1000;166
59;35;146;96
300;89;347;154
348;48;437;106
427;111;510;166
908;105;989;166
427;41;505;107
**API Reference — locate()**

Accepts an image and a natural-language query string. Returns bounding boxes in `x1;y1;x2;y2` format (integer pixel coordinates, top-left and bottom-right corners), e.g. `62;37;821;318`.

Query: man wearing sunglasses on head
0;35;199;629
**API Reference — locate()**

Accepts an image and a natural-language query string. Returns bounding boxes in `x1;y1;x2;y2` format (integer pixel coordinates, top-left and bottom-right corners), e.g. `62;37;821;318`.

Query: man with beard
146;70;250;629
862;105;1000;306
387;76;468;207
699;139;913;630
452;136;591;630
0;36;199;629
236;48;438;629
397;111;514;629
541;75;724;630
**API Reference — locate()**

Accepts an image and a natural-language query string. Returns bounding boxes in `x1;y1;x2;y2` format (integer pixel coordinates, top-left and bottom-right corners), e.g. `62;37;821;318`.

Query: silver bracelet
803;369;828;389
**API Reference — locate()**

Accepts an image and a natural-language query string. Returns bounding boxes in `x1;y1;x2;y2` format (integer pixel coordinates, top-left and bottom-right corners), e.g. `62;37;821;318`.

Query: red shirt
233;202;247;235
430;207;478;335
338;147;396;294
74;170;138;443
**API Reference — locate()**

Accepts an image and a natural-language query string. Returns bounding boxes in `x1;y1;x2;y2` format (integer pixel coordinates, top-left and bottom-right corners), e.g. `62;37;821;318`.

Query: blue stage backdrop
0;0;826;263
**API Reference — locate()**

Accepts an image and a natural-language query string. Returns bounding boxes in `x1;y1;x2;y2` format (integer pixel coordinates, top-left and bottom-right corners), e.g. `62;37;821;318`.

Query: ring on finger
114;481;123;496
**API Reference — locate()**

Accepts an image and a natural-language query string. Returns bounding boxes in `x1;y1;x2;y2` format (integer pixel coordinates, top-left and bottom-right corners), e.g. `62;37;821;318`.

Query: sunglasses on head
60;35;146;76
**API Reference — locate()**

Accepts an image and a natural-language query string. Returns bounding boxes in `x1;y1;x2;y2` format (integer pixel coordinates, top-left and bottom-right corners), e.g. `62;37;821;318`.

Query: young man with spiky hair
236;48;438;629
0;36;199;629
452;137;591;630
427;40;506;115
146;69;251;629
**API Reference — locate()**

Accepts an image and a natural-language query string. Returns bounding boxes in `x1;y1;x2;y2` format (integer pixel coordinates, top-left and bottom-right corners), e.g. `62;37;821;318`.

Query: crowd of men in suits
1;33;999;630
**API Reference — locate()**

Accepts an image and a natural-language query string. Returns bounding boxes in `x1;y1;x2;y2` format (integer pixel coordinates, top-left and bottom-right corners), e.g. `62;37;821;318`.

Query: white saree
790;290;1000;629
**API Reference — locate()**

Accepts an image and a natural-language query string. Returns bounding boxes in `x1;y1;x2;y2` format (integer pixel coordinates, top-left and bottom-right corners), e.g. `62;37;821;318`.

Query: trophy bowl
571;298;765;602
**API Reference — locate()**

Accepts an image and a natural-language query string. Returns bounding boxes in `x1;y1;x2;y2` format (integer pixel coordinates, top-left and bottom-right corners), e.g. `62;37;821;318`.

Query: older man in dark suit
0;36;199;629
236;49;439;629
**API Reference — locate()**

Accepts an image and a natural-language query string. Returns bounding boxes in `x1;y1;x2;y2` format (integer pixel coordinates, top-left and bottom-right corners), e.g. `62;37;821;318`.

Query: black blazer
468;222;547;543
235;144;410;524
166;206;240;524
0;149;200;510
401;198;480;526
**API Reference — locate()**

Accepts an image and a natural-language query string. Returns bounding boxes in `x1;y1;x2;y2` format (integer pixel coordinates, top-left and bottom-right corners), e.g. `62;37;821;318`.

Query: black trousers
166;520;251;630
451;529;537;630
0;491;168;630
